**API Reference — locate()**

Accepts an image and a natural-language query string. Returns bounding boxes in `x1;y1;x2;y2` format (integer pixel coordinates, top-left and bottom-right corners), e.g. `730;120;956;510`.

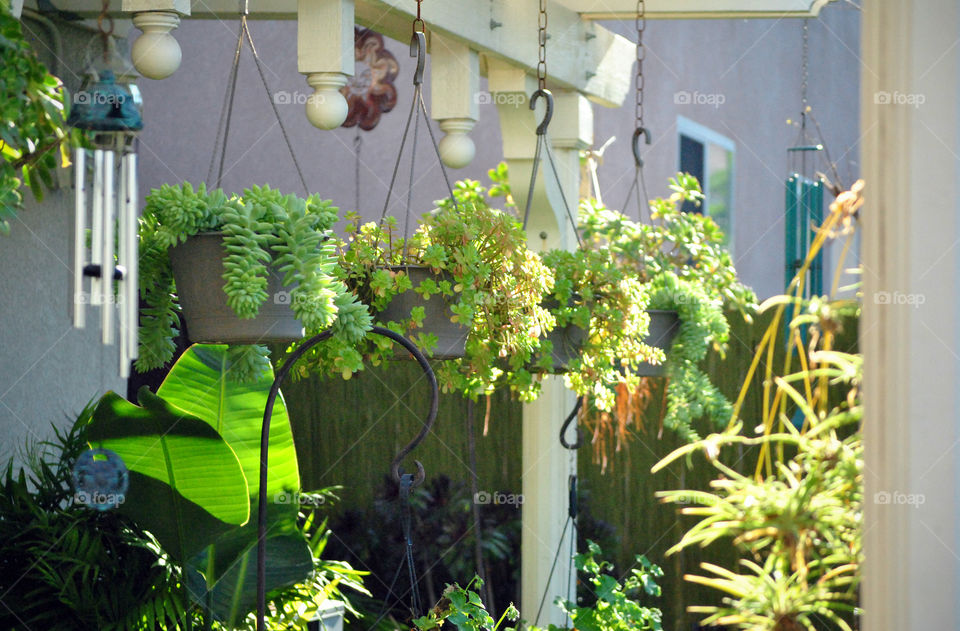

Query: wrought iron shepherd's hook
559;397;583;450
256;326;438;631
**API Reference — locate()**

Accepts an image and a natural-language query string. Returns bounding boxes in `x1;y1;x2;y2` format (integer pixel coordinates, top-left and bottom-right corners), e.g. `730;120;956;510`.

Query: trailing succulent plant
297;167;555;402
557;175;756;442
539;246;660;411
579;173;757;316
137;183;371;378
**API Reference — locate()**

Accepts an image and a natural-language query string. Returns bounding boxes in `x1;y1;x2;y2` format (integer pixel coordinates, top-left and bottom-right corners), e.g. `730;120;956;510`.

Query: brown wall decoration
340;28;399;131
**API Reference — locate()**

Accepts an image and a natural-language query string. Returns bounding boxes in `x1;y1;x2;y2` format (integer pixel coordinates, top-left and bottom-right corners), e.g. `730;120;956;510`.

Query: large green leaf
157;345;312;622
187;530;313;626
157;344;300;509
86;391;250;564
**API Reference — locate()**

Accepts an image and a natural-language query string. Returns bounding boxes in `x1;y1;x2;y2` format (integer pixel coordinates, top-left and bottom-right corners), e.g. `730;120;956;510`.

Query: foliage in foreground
536;540;664;631
0;347;369;630
654;181;865;630
0;2;78;235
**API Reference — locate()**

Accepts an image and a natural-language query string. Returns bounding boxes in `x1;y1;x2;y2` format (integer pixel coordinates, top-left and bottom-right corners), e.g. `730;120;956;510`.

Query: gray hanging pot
374;265;468;360
635;310;680;377
168;233;304;344
529;297;587;373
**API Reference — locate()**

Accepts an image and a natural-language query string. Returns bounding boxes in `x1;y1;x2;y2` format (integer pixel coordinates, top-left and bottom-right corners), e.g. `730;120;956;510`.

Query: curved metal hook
559;397;583;450
410;31;426;86
530;88;554;136
631;126;651;167
257;325;438;631
379;324;436;486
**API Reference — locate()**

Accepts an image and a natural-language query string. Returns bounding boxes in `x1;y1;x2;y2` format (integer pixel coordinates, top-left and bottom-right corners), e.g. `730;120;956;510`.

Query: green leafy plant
413;577;519;631
300;167;554;401
91;344;368;628
579;173;756;316
653;181;865;631
533;540;663;631
543;174;753;443
0;2;78;235
137;183;372;377
0;410;189;630
537;246;657;408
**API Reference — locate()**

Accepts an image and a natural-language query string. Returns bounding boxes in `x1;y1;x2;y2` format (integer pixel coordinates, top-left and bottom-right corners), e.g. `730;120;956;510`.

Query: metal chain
635;0;645;130
538;0;547;90
413;0;424;33
97;0;114;60
801;18;809;108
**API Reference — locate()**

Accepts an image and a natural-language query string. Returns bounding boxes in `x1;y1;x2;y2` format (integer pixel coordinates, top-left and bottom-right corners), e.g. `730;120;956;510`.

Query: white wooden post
490;58;593;625
297;0;355;129
123;0;190;80
430;33;479;169
861;0;960;628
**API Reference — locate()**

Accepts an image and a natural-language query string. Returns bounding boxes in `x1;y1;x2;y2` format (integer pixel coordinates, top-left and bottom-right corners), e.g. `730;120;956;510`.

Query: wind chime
67;11;143;377
785;18;825;298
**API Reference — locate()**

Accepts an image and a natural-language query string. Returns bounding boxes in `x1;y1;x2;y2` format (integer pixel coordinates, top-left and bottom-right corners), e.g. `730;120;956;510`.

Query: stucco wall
0;17;127;464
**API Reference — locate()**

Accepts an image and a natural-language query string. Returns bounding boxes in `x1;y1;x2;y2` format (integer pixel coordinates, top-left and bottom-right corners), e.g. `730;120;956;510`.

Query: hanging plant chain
635;0;645;132
623;0;651;221
207;11;308;193
538;0;548;90
521;0;583;248
378;27;457;240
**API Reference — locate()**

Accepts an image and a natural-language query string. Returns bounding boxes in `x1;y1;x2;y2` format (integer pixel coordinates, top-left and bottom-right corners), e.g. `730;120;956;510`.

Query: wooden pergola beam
556;0;834;19
39;0;635;108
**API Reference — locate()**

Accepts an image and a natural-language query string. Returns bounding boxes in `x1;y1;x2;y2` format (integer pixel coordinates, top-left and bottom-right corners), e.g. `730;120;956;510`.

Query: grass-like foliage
654;181;865;631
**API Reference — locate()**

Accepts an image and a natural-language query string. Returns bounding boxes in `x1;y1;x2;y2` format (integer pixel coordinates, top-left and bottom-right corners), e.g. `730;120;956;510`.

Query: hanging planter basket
373;265;468;360
635;309;680;377
168;233;305;344
529;297;587;373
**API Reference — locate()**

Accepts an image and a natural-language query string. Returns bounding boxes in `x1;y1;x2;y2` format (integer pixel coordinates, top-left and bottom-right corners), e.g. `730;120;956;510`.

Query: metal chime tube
73;149;87;328
118;153;129;376
91;150;104;306
125;152;139;364
101;150;115;344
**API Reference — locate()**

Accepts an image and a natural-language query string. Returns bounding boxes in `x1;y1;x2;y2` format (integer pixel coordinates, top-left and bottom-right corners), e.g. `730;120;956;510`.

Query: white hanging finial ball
305;74;349;130
438;119;477;169
131;12;182;80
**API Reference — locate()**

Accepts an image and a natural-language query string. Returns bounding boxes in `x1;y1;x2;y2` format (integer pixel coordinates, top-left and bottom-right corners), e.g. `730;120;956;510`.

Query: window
677;117;736;251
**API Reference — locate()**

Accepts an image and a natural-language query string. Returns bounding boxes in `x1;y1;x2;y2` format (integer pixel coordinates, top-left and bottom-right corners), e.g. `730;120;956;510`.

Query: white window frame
677;116;737;251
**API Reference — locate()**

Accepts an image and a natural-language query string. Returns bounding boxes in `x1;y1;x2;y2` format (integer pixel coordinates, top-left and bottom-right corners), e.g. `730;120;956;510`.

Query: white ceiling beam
556;0;835;19
32;0;634;107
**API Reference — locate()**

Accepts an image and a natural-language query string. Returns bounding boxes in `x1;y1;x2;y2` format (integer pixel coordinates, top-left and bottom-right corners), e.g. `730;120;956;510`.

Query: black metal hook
559;397;583;450
257;325;438;631
410;31;426;86
530;88;554;135
631;126;651;167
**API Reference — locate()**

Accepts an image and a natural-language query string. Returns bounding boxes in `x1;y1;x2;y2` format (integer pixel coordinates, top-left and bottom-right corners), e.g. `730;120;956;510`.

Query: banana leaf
86;390;250;565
